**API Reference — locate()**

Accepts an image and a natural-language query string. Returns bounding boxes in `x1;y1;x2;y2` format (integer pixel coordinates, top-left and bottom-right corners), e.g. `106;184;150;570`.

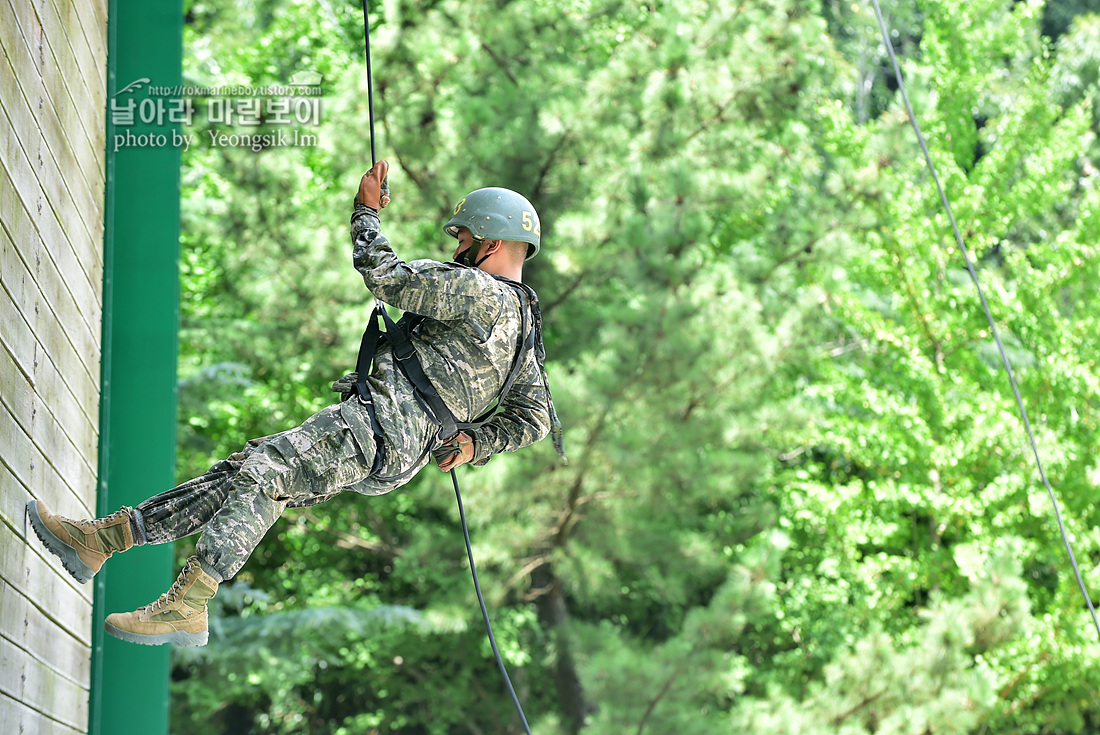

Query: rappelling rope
869;0;1100;642
451;469;534;734
361;0;377;166
359;2;535;729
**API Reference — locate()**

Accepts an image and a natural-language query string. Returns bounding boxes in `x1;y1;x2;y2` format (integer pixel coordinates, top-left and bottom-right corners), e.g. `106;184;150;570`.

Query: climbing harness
354;284;534;444
870;0;1100;642
358;3;540;730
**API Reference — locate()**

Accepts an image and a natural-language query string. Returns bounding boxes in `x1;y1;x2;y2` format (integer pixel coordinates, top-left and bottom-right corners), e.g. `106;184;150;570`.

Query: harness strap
353;304;385;400
351;309;389;476
353;282;536;445
378;304;461;439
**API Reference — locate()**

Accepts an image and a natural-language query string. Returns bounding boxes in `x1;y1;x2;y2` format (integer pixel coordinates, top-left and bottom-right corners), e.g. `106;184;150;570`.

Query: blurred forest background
167;0;1100;732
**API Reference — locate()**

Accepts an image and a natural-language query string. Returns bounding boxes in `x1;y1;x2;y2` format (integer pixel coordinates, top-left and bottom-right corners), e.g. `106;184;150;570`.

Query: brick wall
0;0;108;732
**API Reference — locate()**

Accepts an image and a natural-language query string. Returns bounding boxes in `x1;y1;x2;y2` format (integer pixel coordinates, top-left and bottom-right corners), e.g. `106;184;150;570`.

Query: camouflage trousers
135;403;395;580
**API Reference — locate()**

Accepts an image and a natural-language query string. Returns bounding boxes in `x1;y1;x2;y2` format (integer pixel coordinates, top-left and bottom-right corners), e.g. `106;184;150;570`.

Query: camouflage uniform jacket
337;203;562;482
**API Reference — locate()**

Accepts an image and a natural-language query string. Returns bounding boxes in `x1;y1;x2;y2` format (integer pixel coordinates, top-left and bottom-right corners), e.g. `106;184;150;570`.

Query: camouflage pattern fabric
132;203;561;580
349;204;555;466
138;404;385;578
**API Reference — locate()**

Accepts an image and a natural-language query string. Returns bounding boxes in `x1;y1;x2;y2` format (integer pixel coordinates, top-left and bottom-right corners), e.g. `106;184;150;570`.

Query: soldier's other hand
357;160;390;210
435;432;474;472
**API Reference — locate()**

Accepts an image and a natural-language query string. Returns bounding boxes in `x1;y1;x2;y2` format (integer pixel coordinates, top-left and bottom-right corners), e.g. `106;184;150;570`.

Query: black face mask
453;241;491;268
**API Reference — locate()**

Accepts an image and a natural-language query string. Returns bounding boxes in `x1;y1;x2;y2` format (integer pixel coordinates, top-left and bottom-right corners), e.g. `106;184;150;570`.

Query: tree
169;0;1100;732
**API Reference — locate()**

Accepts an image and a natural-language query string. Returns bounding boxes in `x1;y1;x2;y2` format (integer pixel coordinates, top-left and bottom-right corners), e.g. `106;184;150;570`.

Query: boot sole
26;500;95;584
104;621;208;647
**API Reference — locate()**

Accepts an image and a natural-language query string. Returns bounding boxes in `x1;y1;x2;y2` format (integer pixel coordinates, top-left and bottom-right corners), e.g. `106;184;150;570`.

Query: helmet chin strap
456;240;494;268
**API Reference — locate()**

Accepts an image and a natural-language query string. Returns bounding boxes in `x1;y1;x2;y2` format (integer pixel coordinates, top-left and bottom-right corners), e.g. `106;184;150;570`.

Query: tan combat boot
26;499;134;584
104;556;218;647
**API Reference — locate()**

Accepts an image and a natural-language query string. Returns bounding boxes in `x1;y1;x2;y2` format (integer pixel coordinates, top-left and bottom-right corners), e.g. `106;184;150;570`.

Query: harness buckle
391;341;416;361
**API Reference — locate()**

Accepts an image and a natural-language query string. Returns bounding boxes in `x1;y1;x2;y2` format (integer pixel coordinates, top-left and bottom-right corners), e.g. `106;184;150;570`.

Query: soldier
26;161;565;646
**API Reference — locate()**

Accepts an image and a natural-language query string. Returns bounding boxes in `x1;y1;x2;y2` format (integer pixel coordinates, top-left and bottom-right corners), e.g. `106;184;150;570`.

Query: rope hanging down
359;2;535;730
868;0;1100;643
451;470;534;734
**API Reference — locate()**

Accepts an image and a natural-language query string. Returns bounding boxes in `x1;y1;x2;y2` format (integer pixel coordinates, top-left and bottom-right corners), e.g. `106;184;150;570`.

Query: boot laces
145;560;198;613
76;507;132;530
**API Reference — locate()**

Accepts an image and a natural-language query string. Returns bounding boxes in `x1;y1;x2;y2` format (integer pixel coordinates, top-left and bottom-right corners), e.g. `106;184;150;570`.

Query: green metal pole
91;0;183;733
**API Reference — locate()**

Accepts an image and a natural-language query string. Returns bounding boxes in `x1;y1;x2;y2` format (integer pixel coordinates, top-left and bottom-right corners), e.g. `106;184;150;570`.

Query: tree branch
542;269;587;315
635;645;702;735
292;508;402;560
480;42;520;87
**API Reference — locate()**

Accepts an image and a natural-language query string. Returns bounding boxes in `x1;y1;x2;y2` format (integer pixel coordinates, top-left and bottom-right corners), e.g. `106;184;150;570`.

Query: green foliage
171;0;1100;733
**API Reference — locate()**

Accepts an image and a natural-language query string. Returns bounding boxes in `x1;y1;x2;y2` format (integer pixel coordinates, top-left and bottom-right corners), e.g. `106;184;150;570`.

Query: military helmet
444;187;541;259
